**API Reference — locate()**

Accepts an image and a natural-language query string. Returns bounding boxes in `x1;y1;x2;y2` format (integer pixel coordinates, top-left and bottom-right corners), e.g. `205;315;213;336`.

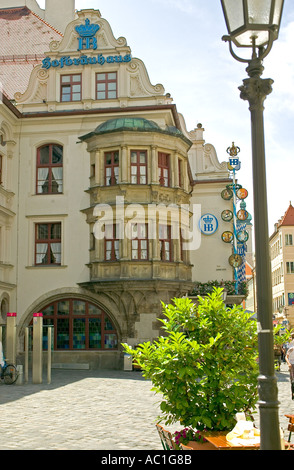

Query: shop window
131;150;147;184
159;224;172;261
131;223;148;260
158;152;170;187
96;72;117;100
105;224;120;261
36;144;63;194
35;222;61;265
60;74;82;102
105;151;119;185
37;299;118;350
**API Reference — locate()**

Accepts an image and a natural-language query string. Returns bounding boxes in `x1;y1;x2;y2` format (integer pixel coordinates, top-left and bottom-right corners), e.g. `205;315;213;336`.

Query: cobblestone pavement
0;362;293;451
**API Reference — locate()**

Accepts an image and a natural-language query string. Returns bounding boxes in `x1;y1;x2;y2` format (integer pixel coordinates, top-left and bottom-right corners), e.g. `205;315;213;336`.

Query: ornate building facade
0;2;234;368
270;203;294;330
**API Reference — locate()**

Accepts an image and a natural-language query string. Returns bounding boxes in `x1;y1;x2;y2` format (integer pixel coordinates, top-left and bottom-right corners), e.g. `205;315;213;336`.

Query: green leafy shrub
123;288;258;432
191;280;248;297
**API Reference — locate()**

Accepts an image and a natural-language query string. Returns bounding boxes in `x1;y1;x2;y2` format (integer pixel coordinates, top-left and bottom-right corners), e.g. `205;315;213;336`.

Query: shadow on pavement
0;368;149;405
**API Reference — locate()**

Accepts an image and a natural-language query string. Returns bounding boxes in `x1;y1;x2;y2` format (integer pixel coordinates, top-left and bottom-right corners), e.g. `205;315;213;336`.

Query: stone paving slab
0;364;293;451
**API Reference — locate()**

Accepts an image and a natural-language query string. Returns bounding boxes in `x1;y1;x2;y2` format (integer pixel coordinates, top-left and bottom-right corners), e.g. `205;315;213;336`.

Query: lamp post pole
239;57;281;450
220;0;285;448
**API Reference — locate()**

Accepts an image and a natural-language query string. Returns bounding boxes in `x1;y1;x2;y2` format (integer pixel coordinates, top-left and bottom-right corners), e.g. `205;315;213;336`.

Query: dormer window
61;74;82;102
96;72;117;100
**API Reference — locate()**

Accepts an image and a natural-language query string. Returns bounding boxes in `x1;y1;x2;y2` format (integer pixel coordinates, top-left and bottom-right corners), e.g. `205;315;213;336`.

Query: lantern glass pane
235;30;270;47
222;0;245;32
272;0;284;26
247;0;272;25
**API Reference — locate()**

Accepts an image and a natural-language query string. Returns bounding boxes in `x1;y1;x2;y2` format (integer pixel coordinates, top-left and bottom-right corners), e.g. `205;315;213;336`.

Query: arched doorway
35;298;118;351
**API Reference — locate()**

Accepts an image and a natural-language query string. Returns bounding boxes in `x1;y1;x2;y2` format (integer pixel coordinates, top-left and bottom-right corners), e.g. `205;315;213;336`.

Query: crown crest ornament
203;215;213;224
75;19;100;38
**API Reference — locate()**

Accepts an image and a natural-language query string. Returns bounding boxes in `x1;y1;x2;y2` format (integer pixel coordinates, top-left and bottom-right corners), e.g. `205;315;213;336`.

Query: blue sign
75;19;100;51
41;18;132;70
42;54;131;70
288;293;294;306
199;214;218;235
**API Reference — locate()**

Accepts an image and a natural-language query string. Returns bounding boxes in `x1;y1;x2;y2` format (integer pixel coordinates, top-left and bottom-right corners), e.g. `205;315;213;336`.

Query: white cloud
150;0;199;15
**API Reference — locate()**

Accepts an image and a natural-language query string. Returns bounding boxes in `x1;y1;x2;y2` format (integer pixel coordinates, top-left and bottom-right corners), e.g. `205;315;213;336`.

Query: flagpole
232;167;238;294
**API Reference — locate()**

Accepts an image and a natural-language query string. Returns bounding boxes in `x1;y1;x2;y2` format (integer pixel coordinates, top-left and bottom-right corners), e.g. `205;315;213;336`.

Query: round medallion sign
229;254;243;268
199;214;218;235
221;210;233;222
221;231;234;243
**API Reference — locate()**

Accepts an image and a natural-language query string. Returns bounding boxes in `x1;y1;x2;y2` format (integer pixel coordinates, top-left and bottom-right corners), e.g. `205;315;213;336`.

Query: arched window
40;299;118;350
36;144;63;194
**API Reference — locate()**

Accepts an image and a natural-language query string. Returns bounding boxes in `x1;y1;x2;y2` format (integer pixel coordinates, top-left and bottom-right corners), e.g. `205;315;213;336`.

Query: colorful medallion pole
221;143;249;294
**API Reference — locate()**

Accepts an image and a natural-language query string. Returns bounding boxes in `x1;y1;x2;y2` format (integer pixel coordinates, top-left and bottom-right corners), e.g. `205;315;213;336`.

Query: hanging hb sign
227;142;241;171
228;157;241;171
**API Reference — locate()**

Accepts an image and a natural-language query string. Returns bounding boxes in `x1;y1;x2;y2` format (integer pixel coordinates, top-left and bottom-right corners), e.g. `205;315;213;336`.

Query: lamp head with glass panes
220;0;284;62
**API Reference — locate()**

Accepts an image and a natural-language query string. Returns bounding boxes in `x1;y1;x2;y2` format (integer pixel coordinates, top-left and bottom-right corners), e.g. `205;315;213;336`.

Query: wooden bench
156;424;176;450
285;414;294;443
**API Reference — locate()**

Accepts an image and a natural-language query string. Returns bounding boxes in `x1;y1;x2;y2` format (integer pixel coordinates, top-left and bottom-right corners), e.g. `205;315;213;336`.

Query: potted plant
123;288;259;446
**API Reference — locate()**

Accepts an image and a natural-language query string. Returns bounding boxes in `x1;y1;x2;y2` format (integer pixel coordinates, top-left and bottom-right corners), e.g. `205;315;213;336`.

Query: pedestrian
0;340;4;374
285;334;294;400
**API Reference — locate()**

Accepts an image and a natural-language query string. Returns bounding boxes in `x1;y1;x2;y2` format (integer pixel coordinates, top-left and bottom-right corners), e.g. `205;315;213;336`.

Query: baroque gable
14;9;167;110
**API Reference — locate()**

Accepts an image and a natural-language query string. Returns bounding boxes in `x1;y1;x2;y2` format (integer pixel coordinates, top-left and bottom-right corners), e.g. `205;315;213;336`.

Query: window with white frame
286;261;294;274
105;224;120;261
131;223;148;260
131;150;147;184
285;234;293;246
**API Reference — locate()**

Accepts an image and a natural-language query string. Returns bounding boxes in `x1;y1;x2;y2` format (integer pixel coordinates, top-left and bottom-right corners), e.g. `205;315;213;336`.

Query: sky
38;0;294;235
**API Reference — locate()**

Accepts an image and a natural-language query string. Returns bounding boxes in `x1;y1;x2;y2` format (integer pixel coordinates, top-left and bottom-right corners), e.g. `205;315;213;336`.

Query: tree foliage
123;288;258;431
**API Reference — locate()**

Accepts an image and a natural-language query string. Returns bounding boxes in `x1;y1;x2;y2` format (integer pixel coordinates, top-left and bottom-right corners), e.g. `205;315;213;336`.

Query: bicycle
0;361;19;385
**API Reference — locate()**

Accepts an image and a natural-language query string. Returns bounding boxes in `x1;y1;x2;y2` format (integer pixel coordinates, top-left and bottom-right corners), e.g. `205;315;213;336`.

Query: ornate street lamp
220;0;284;450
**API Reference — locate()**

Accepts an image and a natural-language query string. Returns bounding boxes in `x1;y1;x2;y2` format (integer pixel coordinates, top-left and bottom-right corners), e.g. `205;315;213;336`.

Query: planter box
186;440;216;450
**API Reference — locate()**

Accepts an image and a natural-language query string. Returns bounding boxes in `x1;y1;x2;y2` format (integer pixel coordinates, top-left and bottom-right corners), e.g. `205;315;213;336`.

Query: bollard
32;313;43;384
24;328;29;384
6;313;17;364
123;353;133;371
47;326;52;384
16;365;23;385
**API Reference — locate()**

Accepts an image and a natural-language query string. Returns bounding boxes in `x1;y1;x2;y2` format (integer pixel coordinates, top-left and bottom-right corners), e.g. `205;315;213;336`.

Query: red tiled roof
0;6;62;98
278;203;294;227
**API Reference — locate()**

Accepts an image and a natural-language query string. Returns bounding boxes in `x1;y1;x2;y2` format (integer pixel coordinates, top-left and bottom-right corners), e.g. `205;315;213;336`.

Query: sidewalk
0;363;293;450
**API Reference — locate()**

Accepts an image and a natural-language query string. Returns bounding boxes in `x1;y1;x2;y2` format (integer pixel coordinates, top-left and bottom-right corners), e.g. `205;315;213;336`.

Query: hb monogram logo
75;18;100;51
199;214;218;235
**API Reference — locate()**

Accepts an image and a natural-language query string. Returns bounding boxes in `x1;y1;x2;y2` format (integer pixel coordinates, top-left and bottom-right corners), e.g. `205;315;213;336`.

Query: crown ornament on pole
75;19;100;37
226;142;240;158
